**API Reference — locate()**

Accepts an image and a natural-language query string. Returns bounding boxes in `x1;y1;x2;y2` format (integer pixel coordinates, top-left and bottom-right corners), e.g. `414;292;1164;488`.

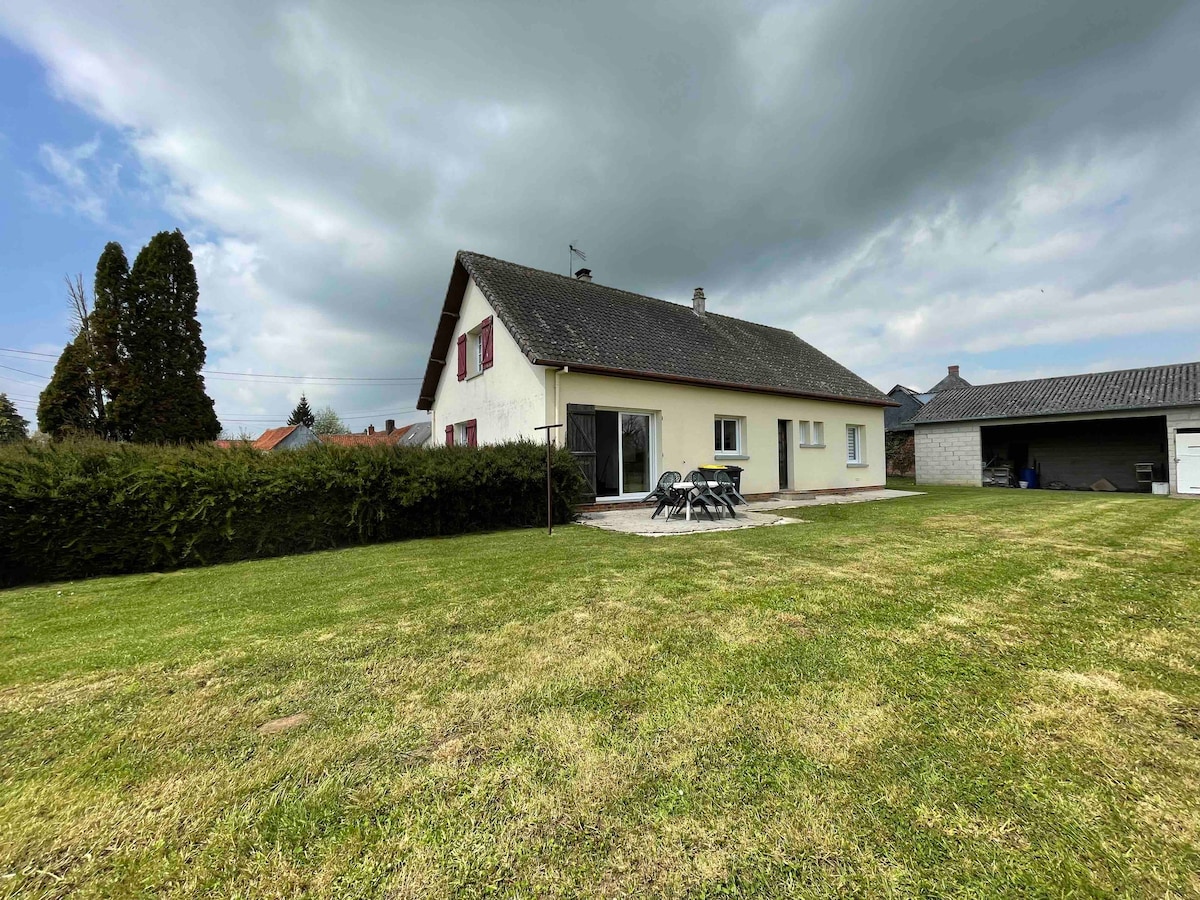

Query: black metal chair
714;470;748;509
676;470;719;521
645;471;682;518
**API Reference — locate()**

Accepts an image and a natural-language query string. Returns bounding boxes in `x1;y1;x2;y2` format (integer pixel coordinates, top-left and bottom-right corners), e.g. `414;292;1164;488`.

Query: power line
0;349;421;383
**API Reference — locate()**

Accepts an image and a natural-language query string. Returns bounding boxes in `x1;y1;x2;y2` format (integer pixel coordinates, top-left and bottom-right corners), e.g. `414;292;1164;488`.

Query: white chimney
693;287;706;317
574;268;592;282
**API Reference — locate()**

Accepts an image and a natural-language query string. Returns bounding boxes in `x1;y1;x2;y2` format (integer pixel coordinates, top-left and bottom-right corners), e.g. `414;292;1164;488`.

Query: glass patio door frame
598;407;657;500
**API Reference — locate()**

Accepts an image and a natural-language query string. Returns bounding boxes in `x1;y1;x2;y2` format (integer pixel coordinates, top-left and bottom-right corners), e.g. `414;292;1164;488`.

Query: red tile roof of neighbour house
252;426;299;451
418;251;896;411
212;439;252;449
321;424;414;447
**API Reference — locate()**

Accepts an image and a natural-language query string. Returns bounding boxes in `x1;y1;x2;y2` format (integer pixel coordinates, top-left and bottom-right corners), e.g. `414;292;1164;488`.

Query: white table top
674;481;719;489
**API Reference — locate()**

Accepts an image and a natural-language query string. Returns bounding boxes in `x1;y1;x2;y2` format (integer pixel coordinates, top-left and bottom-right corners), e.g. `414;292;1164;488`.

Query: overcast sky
2;1;1199;433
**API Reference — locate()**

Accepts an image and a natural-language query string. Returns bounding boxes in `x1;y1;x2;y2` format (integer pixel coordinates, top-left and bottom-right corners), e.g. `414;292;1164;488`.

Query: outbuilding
911;362;1200;496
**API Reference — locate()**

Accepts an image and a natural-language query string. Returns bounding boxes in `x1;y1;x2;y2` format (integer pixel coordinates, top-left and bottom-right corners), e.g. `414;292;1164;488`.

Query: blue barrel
1019;467;1038;489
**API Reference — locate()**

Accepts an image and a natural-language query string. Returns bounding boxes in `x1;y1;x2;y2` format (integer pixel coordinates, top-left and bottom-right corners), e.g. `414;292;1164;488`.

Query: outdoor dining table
673;480;721;521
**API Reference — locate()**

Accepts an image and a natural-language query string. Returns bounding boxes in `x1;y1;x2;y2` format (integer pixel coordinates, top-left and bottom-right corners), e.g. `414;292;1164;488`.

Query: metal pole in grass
535;423;564;535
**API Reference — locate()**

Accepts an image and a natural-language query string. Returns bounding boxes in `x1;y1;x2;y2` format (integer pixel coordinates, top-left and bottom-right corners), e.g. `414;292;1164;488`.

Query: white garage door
1177;431;1200;494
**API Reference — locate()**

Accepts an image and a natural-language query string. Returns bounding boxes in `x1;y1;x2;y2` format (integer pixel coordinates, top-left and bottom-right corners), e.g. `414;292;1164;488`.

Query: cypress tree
38;334;101;438
287;395;315;428
111;230;220;443
0;393;29;443
90;241;130;436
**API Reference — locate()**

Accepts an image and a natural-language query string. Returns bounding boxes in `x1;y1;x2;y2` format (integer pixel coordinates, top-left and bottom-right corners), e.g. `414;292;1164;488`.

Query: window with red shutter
480;317;493;370
445;424;454;445
456;334;467;381
465;419;478;447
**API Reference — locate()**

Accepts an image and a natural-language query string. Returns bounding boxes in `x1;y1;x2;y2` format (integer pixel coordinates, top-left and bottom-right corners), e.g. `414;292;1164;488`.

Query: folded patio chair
714;470;748;508
645;470;682;518
684;470;720;521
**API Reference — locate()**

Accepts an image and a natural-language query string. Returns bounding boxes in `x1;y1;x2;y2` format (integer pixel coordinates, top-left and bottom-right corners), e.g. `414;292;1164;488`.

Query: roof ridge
456;249;796;336
953;360;1200;392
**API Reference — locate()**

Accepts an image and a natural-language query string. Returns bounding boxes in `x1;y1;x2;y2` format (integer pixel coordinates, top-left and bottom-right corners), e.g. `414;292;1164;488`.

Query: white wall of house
430;276;548;444
553;371;886;495
914;422;983;486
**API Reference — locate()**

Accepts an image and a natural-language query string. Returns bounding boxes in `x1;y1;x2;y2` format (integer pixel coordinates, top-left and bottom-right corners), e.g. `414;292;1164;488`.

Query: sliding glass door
594;410;654;498
620;413;651;495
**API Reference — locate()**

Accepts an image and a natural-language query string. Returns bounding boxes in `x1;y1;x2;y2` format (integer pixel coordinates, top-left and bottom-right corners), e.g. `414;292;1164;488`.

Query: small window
813;421;825;446
466;328;482;377
847;424;864;464
714;417;742;455
797;420;811;446
455;420;478;447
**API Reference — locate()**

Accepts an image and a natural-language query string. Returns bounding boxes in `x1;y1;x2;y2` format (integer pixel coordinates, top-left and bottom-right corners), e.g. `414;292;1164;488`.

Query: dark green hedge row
0;440;585;587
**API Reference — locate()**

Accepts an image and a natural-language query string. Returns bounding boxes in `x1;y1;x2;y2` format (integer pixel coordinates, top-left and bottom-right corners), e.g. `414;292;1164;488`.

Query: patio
578;488;922;536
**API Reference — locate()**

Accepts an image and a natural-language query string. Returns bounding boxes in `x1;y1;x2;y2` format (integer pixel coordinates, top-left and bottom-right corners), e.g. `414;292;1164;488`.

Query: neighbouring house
910;361;1200;495
397;421;431;446
416;251;896;502
321;419;415;448
251;424;321;451
884;365;972;476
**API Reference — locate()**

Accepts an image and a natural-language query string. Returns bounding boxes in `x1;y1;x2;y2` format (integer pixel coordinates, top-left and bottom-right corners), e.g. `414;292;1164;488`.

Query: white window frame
846;424;865;465
456;421;471;445
797;420;811;446
714;416;744;457
813;421;825;447
465;327;483;378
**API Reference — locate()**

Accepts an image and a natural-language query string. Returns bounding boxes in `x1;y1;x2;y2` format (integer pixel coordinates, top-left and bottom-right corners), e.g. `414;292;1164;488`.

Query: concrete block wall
915;422;982;486
1166;408;1200;494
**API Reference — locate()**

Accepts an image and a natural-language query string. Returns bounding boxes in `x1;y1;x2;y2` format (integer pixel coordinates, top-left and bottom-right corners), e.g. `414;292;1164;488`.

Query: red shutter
466;419;477;447
445;424;454;446
480;317;494;370
456;334;467;381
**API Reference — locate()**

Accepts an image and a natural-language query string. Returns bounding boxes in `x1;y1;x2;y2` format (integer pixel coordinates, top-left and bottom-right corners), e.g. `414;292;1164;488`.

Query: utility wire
0;349;420;384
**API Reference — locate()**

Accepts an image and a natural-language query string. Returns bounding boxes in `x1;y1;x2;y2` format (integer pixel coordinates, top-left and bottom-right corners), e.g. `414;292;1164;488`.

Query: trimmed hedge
0;440;585;587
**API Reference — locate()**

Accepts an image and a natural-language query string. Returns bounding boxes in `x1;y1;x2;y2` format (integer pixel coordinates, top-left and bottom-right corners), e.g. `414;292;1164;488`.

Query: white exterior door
1177;431;1200;494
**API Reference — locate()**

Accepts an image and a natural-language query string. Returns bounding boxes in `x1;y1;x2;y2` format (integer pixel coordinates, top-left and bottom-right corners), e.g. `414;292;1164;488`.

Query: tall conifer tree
110;230;220;442
38;333;101;438
0;393;29;443
90;241;131;436
287;395;315;428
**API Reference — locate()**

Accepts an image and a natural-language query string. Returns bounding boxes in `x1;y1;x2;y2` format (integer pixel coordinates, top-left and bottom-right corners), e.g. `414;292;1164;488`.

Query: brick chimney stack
385;419;395;434
368;425;375;435
693;287;706;317
948;365;960;376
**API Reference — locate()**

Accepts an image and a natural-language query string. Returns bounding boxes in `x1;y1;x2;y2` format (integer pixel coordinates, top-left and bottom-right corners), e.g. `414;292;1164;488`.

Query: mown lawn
1;485;1198;898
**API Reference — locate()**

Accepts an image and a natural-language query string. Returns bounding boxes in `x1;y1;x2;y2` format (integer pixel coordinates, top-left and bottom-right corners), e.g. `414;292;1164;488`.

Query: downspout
554;366;569;438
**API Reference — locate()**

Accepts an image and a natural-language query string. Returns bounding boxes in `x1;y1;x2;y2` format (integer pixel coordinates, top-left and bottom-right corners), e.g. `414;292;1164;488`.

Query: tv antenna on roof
569;243;587;277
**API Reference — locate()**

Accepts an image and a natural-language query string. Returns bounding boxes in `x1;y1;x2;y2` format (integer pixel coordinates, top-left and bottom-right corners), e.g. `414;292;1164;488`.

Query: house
321;419;413;448
251;424;320;451
884;365;972;476
910;361;1200;495
416;251;895;501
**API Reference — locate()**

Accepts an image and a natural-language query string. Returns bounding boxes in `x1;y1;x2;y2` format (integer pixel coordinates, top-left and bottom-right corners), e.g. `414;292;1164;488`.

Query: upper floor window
456;316;494;381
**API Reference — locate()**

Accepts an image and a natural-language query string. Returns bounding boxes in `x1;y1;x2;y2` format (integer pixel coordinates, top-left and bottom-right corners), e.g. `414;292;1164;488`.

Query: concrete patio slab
578;488;922;536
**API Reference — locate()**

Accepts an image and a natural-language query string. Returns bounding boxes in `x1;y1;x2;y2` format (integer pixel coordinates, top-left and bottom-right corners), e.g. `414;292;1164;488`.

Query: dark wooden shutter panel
480;317;493;370
566;403;597;502
445;424;454;446
466;419;478;447
456;335;467;381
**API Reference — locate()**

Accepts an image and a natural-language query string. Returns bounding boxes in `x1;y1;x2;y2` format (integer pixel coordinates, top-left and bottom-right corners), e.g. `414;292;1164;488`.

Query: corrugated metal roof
911;362;1200;424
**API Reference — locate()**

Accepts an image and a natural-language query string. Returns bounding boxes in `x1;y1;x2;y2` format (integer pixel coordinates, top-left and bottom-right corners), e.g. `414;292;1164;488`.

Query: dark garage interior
980;416;1168;492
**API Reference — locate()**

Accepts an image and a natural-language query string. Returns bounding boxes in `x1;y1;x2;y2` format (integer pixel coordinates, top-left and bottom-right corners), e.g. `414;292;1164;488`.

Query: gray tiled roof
417;251;891;410
911;362;1200;424
927;371;972;393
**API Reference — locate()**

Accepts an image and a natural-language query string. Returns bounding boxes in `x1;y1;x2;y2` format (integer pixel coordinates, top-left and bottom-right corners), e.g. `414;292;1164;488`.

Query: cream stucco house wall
419;252;895;501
